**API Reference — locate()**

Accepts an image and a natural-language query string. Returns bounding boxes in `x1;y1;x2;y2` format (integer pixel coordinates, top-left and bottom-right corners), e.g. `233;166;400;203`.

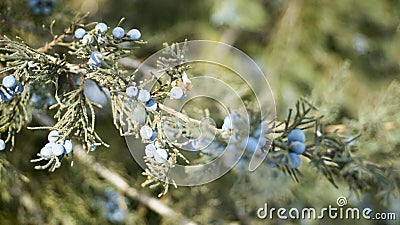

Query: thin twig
158;104;199;125
37;34;67;53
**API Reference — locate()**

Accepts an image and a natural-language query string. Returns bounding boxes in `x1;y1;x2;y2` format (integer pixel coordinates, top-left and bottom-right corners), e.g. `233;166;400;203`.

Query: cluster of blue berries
140;125;158;142
112;27;141;40
126;86;158;112
220;117;270;173
144;142;169;164
0;75;24;103
76;23;141;69
287;129;306;168
74;23;141;42
267;129;306;169
27;0;55;15
103;189;126;223
140;125;170;164
74;24;106;44
0;138;5;151
39;131;73;158
190;114;270;173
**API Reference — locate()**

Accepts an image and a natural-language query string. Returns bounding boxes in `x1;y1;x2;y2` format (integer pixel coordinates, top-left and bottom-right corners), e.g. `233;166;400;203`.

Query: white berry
154;148;168;164
63;140;73;154
74;28;86;39
137;89;150;103
127;28;141;40
95;22;108;33
40;145;52;157
48;130;59;143
145;144;156;157
82;34;93;45
2;75;17;89
51;144;65;156
140;125;153;140
0;139;5;151
170;86;184;99
126;86;138;98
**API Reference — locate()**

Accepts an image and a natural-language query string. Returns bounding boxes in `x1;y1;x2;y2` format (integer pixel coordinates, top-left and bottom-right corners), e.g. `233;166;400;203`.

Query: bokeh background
0;0;399;224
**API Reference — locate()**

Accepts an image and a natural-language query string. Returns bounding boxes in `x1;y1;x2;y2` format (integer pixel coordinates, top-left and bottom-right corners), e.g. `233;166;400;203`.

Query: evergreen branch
32;112;197;225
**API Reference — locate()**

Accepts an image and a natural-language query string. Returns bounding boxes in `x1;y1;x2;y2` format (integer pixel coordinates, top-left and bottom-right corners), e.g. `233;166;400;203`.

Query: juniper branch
32;112;197;225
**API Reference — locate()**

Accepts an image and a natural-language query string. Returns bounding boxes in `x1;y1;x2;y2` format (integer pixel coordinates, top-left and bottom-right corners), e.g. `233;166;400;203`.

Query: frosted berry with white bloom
127;29;141;40
289;153;301;169
125;86;138;98
52;144;65;156
137;89;150;103
63;140;73;154
154;148;168;164
140;125;153;140
169;86;184;100
145;98;157;111
82;34;94;45
48;130;59;143
145;143;156;157
74;28;86;39
288;129;306;143
0;139;5;151
289;141;306;154
2;75;17;89
40;145;52;157
45;142;54;148
112;27;125;39
95;23;108;33
88;51;104;67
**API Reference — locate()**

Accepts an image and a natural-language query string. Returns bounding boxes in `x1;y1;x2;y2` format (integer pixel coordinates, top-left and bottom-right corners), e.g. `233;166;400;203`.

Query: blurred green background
0;0;399;224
